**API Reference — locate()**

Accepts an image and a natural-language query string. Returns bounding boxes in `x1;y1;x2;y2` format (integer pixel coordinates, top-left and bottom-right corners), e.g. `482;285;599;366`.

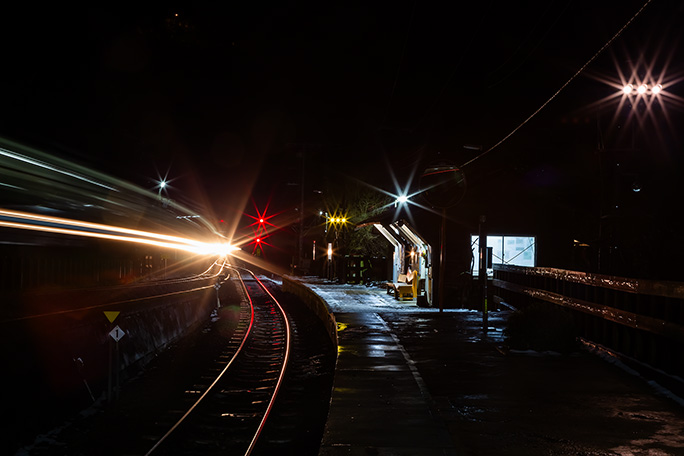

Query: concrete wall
6;284;222;404
281;275;337;346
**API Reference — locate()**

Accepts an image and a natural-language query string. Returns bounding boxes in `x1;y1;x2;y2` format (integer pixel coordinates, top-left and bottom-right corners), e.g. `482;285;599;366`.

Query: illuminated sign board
471;235;536;277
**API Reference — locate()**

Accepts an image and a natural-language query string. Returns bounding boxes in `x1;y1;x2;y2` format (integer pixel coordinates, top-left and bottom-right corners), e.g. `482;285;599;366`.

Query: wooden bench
386;274;406;294
386;274;415;300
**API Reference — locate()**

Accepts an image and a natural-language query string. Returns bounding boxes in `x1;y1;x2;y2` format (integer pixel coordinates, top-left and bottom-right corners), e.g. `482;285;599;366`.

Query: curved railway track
9;262;335;455
142;265;292;456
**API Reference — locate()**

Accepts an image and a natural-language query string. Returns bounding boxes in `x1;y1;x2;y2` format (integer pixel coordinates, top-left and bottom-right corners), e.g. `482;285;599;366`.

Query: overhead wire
460;0;655;169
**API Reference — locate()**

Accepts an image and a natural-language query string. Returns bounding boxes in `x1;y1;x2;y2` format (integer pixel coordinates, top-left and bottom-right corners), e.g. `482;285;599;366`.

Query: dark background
1;2;683;278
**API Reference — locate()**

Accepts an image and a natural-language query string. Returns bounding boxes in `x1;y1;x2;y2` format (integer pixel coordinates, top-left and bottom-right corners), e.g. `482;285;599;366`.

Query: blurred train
0;137;221;293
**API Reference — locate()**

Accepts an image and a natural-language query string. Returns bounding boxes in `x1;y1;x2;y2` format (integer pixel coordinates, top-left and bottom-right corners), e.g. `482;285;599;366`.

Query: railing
492;264;684;392
0;250;213;291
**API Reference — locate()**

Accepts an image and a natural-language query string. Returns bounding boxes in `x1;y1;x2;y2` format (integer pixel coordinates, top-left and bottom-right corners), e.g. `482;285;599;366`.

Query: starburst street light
582;48;682;125
325;212;348;229
154;177;171;205
153;166;174;203
613;73;674;138
621;82;663;96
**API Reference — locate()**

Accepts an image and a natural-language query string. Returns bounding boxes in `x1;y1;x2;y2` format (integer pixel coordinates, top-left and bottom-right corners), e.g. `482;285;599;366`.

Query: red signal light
244;199;281;256
246;200;278;232
250;234;270;256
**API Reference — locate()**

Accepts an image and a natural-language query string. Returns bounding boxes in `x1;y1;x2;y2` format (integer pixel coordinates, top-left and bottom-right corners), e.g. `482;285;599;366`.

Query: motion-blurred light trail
0;147;118;191
0;137;221;237
0;209;239;256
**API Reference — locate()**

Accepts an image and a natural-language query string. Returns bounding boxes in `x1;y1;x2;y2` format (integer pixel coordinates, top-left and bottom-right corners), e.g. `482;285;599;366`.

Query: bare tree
322;178;392;257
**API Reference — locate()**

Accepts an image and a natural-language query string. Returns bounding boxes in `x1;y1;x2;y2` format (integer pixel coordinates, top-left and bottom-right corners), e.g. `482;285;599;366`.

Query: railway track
140;265;292;456
11;262;335;455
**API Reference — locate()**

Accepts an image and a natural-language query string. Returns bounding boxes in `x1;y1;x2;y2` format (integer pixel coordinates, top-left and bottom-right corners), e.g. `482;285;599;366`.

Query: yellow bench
386;274;415;300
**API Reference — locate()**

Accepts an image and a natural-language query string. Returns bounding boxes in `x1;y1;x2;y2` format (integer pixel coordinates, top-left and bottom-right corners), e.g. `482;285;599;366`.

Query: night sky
2;2;683;276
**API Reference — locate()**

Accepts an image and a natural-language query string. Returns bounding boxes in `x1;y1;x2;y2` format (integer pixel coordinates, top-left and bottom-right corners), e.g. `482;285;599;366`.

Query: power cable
460;0;654;169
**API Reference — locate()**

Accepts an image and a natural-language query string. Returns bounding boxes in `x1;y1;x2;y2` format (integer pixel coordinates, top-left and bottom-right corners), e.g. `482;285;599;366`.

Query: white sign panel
471;235;537;277
109;325;126;342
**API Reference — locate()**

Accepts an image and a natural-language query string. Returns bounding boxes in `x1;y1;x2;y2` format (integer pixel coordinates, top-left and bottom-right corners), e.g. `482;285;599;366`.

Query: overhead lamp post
323;212;348;281
158;180;166;201
597;76;665;274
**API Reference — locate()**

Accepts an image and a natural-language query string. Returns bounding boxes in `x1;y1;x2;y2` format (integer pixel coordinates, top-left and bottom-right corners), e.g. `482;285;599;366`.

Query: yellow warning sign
103;311;120;323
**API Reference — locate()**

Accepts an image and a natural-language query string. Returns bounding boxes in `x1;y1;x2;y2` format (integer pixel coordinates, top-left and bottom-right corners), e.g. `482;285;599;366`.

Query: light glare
0;208;239;257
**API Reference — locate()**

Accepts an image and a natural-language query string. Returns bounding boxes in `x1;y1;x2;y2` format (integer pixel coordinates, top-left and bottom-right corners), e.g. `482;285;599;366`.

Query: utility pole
419;162;467;311
478;215;488;332
286;142;334;273
299;147;305;272
438;208;446;313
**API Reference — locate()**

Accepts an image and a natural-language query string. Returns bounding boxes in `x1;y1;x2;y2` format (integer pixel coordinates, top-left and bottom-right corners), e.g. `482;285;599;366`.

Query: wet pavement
295;277;684;456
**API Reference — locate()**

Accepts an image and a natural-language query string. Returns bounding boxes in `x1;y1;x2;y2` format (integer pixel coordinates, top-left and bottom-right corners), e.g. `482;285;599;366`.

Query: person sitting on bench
406;266;415;284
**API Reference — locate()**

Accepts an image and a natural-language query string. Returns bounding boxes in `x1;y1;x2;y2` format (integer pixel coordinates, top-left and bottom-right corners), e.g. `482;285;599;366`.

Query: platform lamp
327;242;333;280
395;195;409;207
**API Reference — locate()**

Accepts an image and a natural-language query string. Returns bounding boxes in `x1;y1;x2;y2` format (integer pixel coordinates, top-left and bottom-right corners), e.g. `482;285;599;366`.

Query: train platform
291;277;684;456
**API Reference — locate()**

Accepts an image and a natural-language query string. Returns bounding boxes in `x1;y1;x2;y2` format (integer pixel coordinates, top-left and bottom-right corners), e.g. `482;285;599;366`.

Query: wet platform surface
294;277;684;456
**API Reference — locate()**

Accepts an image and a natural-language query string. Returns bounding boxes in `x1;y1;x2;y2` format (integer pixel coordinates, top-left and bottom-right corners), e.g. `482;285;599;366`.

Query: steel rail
243;269;292;456
143;264;291;456
144;264;255;455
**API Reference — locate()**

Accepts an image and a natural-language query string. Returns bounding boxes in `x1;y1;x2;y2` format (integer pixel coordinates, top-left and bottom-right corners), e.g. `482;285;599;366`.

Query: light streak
0;139;291;277
0;138;222;236
0;209;239;256
0;147;118;191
